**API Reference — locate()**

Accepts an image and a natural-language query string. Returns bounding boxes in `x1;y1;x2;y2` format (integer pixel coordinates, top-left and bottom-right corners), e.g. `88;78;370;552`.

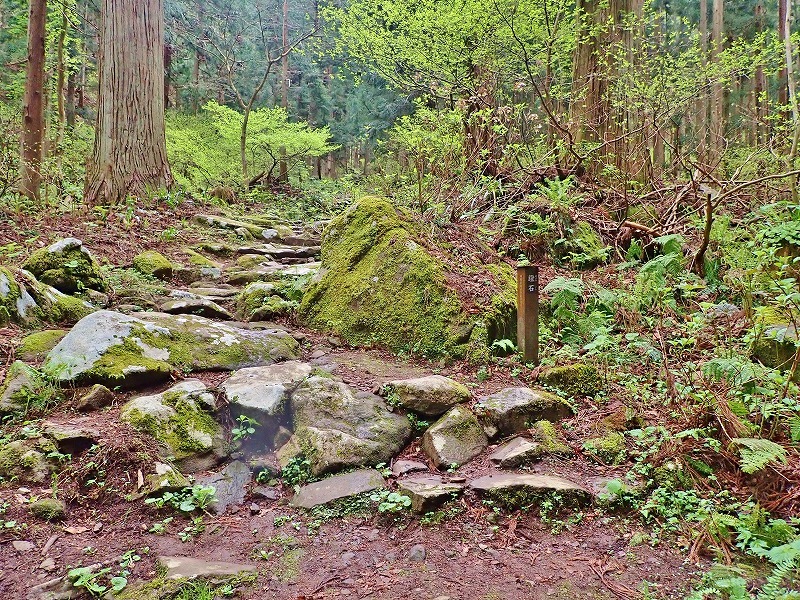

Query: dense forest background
1;0;799;208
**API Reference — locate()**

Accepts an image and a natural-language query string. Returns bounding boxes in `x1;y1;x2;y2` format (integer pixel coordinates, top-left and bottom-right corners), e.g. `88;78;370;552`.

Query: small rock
197;461;251;514
93;522;102;533
384;375;471;417
249;503;261;515
160;298;233;320
159;556;257;580
39;557;56;571
273;426;292;449
75;384;114;412
391;460;428;477
41;418;100;454
252;486;280;501
290;469;384;509
29;498;66;522
12;540;35;553
421;405;487;468
310;349;327;359
397;477;463;513
489;436;543;468
408;544;426;562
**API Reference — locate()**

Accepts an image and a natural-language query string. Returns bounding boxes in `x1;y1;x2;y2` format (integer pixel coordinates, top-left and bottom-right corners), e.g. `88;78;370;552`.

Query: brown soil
0;205;710;600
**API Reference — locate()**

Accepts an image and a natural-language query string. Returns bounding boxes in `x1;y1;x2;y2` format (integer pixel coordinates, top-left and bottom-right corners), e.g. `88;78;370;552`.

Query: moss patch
17;330;68;361
22;240;106;293
540;363;603;397
300;197;503;358
583;431;627;465
132;251;174;280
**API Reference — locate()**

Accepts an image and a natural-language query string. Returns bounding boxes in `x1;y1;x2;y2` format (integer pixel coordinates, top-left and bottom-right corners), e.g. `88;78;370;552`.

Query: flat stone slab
489;436;543;468
237;244;321;259
469;473;590;502
397;476;463;513
221;361;314;420
385;375;471;417
392;460;428;477
197;461;251;514
160;298;233;320
290;469;384;509
41;418;101;454
159;555;257;580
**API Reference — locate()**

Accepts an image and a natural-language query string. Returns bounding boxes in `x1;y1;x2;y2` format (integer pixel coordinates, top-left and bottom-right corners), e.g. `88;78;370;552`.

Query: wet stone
489;436;543;468
397;476;463;513
290;469;384;509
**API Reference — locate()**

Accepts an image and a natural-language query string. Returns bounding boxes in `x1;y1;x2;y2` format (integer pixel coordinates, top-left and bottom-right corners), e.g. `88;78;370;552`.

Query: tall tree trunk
279;0;289;182
85;0;172;205
696;0;708;163
754;2;767;145
21;0;47;201
164;43;172;109
779;0;790;109
55;10;68;149
710;0;724;162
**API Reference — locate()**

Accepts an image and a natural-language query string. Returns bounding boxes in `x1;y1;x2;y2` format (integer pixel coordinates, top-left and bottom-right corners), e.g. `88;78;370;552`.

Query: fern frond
731;438;788;474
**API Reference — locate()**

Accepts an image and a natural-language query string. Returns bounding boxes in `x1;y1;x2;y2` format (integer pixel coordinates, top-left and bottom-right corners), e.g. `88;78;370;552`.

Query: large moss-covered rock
121;380;226;473
22;238;106;293
42;310;300;388
421;405;488;468
475;387;573;438
283;376;411;476
751;308;797;371
0;437;58;483
133;251;174;280
17;329;68;362
0;268;95;326
540;363;603;397
299;197;515;358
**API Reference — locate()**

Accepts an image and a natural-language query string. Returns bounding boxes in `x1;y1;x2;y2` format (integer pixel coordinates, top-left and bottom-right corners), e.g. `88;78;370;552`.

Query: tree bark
21;0;47;201
85;0;173;205
279;0;289;183
710;0;724;161
779;0;789;109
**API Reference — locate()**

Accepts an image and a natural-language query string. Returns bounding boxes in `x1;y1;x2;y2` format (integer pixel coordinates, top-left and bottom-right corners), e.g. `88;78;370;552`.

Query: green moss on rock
540;363;603;397
29;497;66;521
299;197;513;358
17;330;68;362
22;238;106;293
583;431;626;465
132;251;174;280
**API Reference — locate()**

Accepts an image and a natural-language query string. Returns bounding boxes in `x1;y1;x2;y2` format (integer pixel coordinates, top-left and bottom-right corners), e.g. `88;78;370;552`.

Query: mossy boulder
751;308;798;372
22;238;106;293
556;222;609;269
0;267;38;325
0;268;95;327
42;310;300;389
236;283;297;321
17;330;68;362
121;380;226;473
530;420;573;457
421;405;488;468
540;363;603;397
133;250;175;280
29;497;66;521
282;376;412;476
0;437;58;483
0;361;60;416
383;375;471;417
475;387;573;438
583;431;627;465
299;197;515;358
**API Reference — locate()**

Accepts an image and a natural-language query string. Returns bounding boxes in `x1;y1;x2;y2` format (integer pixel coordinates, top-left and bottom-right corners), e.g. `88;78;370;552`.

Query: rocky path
0;211;700;599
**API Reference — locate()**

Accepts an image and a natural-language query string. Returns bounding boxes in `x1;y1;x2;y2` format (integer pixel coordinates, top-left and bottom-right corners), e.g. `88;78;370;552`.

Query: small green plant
178;516;205;542
148;517;174;534
144;484;217;513
231;415;259;442
370;489;412;513
281;456;313;486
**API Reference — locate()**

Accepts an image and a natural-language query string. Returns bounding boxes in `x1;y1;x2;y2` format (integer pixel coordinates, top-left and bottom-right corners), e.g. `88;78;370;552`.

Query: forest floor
0;197;714;599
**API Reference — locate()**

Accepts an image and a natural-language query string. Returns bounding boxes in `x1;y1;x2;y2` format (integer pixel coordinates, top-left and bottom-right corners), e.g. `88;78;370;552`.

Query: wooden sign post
517;265;539;365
